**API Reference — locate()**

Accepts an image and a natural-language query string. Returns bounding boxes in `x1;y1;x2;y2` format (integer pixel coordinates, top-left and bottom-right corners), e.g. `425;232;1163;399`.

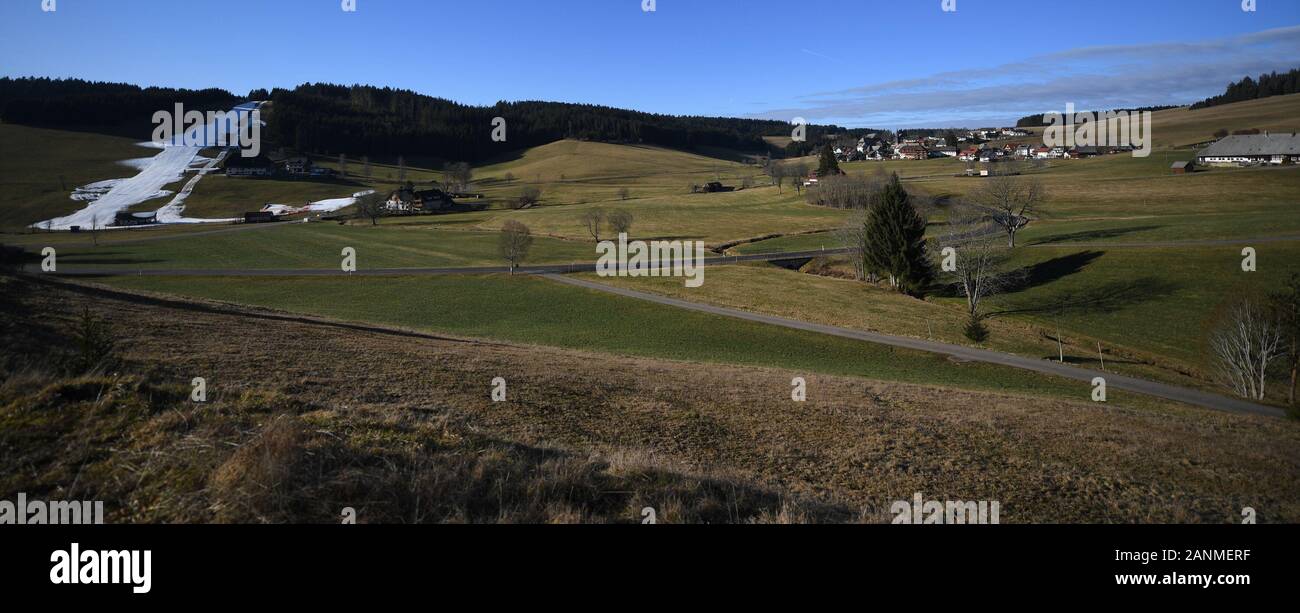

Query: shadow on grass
23;275;502;349
934;250;1107;299
993;276;1181;317
60;251;167;266
1002;250;1106;293
1028;225;1164;245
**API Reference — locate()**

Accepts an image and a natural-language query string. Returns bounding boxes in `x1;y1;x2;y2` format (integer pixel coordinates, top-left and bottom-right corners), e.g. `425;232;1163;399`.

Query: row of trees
0;77;240;132
1190;68;1300;110
264;83;853;162
579;208;634;243
835;171;1046;340
764;160;809;194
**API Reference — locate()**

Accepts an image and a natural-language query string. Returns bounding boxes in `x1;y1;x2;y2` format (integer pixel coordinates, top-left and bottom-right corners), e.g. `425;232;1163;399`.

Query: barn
1196;133;1300;166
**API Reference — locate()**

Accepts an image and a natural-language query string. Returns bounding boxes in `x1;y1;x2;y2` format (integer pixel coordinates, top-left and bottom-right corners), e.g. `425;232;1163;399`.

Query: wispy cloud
799;48;843;64
758;26;1300;128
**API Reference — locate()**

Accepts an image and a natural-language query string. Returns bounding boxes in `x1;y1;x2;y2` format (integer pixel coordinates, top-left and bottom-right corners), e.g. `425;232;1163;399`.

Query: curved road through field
544;274;1284;418
38;233;1298;417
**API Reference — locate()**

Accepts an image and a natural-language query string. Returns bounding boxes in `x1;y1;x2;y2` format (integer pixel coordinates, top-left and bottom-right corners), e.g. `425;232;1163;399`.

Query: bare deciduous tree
581;208;605;243
512;186;542;210
805;171;887;209
618;187;630;200
1210;298;1284;401
969;175;1045;248
1270;273;1300;407
936;208;1019;340
790;162;809;194
836;208;875;283
608;210;634;237
766;161;787;194
503;171;515;184
354;192;387;226
443;162;472;192
498;220;533;274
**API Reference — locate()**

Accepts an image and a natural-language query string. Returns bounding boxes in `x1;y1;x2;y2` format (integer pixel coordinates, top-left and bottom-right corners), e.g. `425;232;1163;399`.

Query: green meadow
95;272;1170;410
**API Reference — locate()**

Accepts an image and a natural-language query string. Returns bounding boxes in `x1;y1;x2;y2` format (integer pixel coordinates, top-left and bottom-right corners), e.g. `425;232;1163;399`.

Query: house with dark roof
1197;133;1300;166
896;144;928;160
386;185;453;212
113;211;157;226
224;153;275;177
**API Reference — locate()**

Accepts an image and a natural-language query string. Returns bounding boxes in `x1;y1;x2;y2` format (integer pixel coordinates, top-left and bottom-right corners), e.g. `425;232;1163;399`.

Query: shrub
69;308;116;373
963;317;990;343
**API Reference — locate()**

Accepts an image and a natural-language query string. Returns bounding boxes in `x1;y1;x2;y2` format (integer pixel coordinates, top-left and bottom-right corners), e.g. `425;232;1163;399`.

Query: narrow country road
542;274;1284;418
44;247;855;277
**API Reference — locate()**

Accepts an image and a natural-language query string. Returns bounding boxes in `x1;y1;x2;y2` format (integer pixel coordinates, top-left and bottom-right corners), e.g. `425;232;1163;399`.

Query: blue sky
1;0;1297;128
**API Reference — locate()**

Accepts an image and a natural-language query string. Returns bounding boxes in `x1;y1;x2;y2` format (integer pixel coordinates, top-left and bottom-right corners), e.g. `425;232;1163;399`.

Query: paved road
543;274;1284;418
45;247;854;277
1026;235;1300;249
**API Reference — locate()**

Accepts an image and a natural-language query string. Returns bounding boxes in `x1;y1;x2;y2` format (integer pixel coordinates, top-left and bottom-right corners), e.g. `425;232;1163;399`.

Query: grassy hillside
1149;93;1300;148
94;272;1153;406
16;222;593;271
590;239;1300;404
5;274;1297;523
0;123;163;230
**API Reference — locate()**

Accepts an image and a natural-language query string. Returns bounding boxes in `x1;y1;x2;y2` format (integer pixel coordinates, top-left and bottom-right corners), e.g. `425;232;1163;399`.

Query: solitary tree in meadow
969;174;1045;248
1210;297;1284;401
354;192;386;226
513;186;542;210
766;161;787;194
862;173;933;296
938;207;1018;341
581;208;606;243
608;210;634;237
498;220;533;274
790;163;808;194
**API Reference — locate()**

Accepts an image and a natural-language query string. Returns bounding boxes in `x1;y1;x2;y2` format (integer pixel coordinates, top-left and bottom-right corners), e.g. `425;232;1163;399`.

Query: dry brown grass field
3;274;1297;523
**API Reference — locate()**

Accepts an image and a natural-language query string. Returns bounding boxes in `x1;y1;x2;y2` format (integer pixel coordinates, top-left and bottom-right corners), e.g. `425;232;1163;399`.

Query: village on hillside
828;126;1299;170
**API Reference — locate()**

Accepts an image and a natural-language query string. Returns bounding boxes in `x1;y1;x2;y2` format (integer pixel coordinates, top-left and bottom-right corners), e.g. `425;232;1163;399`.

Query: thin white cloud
800;48;844;64
762;26;1300;128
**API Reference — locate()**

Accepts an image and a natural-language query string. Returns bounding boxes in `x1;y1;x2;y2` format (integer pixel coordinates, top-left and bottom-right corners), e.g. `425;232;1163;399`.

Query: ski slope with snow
35;102;261;230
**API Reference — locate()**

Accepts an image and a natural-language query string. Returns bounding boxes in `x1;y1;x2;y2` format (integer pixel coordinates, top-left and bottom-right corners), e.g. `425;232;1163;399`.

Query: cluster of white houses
829;129;1297;169
834;134;1119;164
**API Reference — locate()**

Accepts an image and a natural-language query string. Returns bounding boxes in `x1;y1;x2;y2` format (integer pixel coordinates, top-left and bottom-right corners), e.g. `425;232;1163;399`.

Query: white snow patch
117;157;156;171
70;179;127;202
153;149;238;224
262;190;376;217
36;102;259;230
